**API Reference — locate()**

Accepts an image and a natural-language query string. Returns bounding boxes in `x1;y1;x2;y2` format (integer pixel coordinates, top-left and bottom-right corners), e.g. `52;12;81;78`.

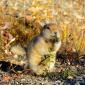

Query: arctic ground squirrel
10;23;61;75
25;23;61;75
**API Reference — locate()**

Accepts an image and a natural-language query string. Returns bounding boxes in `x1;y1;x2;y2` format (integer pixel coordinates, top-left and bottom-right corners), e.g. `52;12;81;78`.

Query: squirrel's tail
10;44;26;56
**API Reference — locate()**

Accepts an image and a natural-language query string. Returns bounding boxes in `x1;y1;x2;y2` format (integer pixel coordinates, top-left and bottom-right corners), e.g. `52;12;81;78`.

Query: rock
83;75;85;80
67;76;74;79
75;82;80;85
76;76;83;81
70;66;77;72
50;80;63;85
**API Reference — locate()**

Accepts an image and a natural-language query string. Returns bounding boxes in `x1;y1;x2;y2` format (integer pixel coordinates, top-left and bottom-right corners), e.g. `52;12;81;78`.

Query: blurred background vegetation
0;0;85;61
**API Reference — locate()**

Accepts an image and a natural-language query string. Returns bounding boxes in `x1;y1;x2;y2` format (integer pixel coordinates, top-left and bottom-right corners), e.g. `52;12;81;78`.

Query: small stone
83;75;85;80
75;82;80;85
67;76;73;79
55;80;62;85
70;66;77;72
76;76;83;81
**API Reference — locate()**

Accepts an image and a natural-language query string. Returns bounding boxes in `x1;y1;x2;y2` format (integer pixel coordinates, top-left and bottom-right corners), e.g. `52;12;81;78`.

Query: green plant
59;68;77;79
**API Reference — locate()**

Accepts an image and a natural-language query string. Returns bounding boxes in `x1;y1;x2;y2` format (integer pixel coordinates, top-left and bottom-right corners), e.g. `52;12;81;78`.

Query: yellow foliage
0;0;85;57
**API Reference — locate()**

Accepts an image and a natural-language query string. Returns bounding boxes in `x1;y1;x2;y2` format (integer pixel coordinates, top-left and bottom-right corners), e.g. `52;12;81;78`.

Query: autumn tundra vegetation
0;0;85;77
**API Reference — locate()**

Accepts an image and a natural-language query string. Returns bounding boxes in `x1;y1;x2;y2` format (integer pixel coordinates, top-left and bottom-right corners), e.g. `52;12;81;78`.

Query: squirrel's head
41;23;61;42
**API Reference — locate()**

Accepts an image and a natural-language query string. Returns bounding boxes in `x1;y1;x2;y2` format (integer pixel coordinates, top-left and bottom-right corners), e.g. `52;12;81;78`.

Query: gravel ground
0;72;85;85
0;61;85;85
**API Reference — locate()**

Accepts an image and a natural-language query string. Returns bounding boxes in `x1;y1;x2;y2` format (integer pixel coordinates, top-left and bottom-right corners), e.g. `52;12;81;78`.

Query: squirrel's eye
46;26;50;29
43;24;50;30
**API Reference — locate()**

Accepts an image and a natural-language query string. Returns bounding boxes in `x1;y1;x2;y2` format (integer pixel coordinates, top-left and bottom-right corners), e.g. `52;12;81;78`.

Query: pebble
70;66;77;72
0;70;85;85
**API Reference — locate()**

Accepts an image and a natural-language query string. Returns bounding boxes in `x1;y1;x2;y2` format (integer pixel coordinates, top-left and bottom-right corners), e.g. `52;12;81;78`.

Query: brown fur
25;23;61;75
